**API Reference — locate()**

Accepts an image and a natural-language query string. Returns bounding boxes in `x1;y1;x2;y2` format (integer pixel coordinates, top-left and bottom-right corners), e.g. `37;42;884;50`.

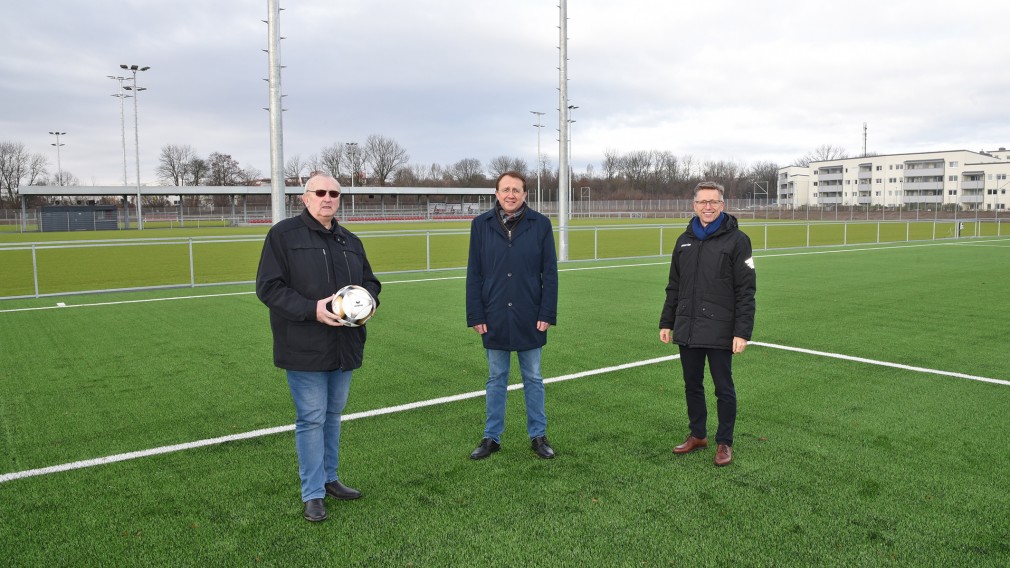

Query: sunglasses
310;190;341;198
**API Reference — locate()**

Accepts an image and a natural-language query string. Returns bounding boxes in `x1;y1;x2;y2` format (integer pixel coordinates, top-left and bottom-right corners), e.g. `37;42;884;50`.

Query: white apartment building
777;149;1010;211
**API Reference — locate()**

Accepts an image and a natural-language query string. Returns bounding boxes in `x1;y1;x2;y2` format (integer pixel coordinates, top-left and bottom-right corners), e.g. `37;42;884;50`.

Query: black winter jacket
256;209;381;371
659;214;755;349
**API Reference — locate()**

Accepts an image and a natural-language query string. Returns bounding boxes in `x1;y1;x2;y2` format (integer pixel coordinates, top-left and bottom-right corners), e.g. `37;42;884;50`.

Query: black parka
256;209;381;371
659;214;755;349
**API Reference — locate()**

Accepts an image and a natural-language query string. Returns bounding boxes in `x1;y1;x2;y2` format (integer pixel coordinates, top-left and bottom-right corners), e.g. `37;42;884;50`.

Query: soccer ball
329;285;376;327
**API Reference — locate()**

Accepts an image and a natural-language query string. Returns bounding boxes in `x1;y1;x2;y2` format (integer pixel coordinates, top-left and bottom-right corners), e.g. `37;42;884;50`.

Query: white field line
751;341;1009;386
2;341;1006;484
0;355;678;484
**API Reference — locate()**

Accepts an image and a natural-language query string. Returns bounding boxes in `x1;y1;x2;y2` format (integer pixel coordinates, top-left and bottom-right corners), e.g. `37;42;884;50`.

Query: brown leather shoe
714;444;732;466
673;435;708;454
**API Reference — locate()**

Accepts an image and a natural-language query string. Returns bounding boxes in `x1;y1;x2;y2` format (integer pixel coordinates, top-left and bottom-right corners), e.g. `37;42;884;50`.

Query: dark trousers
678;345;736;446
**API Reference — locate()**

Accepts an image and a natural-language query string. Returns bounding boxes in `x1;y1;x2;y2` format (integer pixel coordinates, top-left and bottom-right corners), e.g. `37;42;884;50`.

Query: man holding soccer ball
466;171;559;460
256;174;381;522
659;181;755;467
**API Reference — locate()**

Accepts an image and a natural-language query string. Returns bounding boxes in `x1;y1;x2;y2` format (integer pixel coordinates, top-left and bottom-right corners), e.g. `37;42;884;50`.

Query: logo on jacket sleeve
680;243;692;248
744;257;755;269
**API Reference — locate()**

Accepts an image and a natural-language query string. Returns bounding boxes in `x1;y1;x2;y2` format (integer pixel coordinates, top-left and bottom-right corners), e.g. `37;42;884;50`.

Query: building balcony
902;195;943;204
960;195;982;203
818;197;842;204
961;180;984;189
903;166;944;176
903;181;944;191
817;172;843;181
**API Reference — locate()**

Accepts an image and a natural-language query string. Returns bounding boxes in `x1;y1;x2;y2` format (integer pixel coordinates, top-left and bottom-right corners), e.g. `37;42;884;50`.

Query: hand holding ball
328;285;376;327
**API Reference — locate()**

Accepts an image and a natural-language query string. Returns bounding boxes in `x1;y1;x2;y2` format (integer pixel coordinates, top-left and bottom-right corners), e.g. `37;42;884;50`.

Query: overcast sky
3;0;1009;186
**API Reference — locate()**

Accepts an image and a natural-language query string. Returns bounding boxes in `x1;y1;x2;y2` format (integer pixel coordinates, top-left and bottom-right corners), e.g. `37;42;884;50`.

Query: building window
813;193;818;197
998;174;1007;180
949;175;957;181
897;165;904;170
876;179;882;184
813;182;818;186
949;190;957;195
949;161;958;167
876;166;882;171
845;180;850;184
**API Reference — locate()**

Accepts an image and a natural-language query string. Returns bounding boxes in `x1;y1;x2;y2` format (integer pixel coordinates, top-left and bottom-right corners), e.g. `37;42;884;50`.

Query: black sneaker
531;436;555;459
469;437;501;460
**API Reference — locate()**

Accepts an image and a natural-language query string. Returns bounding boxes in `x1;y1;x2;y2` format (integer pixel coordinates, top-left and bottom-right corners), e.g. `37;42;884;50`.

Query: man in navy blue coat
466;171;559;460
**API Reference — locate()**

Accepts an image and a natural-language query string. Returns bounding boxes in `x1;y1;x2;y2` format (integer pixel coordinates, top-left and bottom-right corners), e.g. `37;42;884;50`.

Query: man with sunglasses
659;181;755;467
256;174;381;522
466;171;559;460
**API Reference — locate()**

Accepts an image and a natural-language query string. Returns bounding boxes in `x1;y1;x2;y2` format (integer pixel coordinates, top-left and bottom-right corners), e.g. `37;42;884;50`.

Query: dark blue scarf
691;212;726;241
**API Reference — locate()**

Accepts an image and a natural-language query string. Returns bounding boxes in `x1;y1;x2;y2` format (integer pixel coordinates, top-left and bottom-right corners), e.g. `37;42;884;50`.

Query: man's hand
659;328;672;344
473;323;487;335
732;336;748;354
537;321;551;332
316;298;344;327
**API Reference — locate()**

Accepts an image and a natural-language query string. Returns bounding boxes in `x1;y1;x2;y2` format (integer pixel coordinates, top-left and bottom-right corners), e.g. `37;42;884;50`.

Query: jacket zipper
322;249;330;283
342;251;354;284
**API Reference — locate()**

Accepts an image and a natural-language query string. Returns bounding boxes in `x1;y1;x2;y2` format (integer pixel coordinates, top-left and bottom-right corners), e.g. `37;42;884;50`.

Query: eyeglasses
497;188;525;195
310;190;341;198
694;200;723;207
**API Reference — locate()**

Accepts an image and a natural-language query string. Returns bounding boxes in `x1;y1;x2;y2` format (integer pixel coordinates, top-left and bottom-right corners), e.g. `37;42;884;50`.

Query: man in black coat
659;181;756;467
256;174;381;521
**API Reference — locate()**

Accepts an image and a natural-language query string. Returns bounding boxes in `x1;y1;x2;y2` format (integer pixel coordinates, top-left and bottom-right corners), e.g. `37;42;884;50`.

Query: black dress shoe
469;438;500;460
303;498;327;522
325;480;362;500
531;436;555;459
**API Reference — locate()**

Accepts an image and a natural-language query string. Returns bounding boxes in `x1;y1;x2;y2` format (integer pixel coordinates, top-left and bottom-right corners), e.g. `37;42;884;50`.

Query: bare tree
621;150;653;191
601;148;623;182
0;141;48;201
318;143;346;181
796;144;848;167
187;158;208;186
156;144;196;186
449;158;486;186
487;155;530;181
207;152;243;186
362;134;409;186
239;166;263;186
285;154;308;186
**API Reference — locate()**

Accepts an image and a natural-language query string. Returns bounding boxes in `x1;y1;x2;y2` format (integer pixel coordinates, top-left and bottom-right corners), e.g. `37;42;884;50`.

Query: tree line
3;135;864;206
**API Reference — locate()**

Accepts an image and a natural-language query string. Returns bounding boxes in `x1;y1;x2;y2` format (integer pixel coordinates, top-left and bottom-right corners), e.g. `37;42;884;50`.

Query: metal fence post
594;227;599;260
189;238;196;287
426;231;431;271
32;244;40;298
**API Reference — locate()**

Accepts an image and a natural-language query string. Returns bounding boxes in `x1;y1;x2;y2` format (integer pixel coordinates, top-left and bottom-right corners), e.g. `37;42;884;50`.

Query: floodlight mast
267;0;285;224
120;63;149;229
557;0;570;261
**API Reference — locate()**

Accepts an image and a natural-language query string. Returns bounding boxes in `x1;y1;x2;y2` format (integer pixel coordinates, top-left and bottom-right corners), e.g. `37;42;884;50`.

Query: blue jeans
286;369;352;502
483;348;547;443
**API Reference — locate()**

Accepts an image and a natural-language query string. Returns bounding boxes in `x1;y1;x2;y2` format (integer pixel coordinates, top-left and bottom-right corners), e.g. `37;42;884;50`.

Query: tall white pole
557;0;569;261
530;111;544;209
267;0;286;224
48;131;65;186
121;64;149;230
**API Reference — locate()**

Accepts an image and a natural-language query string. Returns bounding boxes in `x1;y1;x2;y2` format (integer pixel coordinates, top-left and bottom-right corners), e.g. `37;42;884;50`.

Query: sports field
1;234;1009;565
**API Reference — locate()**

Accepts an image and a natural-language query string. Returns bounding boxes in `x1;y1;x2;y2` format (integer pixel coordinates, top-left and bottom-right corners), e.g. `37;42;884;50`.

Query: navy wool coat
466;206;558;351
